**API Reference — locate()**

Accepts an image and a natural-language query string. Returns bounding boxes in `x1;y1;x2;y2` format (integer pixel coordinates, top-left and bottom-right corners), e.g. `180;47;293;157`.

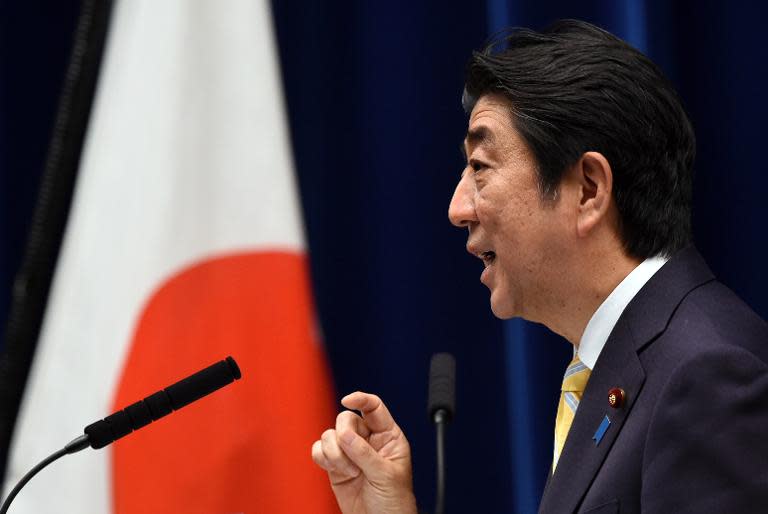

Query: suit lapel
538;318;645;513
537;247;715;513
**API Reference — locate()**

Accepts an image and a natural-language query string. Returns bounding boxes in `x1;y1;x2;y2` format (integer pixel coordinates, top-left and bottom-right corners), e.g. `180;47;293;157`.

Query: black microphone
428;352;455;514
85;355;241;448
428;352;456;424
0;356;241;514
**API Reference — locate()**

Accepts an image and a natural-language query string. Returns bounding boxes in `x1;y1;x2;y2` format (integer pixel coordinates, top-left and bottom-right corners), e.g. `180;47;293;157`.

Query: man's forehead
465;95;513;145
469;93;512;120
462;95;527;161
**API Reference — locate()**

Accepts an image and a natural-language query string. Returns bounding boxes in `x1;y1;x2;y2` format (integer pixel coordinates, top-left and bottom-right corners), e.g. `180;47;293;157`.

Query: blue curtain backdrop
1;1;767;513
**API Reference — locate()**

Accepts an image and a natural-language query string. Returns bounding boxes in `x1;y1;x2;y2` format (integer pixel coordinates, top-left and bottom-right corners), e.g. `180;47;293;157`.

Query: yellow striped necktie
553;355;591;473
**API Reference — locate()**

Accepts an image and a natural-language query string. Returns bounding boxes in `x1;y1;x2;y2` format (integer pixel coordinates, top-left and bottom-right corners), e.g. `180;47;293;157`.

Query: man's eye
470;160;486;173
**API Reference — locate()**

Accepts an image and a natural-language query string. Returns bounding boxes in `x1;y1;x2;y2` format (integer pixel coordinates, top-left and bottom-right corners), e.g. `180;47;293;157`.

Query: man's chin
489;294;516;320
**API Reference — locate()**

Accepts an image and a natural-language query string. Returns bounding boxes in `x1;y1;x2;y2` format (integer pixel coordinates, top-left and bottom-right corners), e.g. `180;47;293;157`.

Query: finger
341;392;396;433
311;439;332;471
320;428;361;478
338;428;387;479
336;409;371;440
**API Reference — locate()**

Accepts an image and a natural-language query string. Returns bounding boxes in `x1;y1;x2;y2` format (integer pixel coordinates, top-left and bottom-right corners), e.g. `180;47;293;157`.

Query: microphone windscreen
166;356;241;410
428;352;456;422
84;356;241;449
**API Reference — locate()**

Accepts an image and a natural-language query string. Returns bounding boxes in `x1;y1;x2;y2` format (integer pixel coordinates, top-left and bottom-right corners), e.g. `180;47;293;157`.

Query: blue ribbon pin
593;415;611;445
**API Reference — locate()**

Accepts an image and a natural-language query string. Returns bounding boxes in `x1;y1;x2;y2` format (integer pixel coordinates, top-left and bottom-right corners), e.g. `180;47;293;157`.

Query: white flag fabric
4;1;337;512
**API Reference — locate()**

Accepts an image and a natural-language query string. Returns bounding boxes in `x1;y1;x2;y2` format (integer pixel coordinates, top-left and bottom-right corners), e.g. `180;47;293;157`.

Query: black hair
463;19;695;259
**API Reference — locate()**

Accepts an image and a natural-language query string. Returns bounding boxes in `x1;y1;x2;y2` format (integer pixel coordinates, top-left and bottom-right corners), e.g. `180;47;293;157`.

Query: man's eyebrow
462;126;494;157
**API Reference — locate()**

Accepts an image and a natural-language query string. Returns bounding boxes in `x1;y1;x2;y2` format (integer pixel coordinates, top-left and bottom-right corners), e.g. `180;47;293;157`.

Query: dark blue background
2;1;766;512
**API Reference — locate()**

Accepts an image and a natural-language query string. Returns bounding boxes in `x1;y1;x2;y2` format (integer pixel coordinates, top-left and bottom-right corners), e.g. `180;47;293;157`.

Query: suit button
608;388;625;408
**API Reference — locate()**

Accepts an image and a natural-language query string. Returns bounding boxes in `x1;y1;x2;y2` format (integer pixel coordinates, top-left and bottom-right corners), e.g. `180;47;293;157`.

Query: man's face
449;94;572;321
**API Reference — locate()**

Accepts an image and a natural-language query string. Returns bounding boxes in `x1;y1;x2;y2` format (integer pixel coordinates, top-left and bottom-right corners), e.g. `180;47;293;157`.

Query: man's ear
573;151;613;238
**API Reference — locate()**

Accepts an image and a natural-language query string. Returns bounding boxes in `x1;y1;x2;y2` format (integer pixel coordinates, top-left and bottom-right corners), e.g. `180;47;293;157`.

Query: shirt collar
577;255;669;370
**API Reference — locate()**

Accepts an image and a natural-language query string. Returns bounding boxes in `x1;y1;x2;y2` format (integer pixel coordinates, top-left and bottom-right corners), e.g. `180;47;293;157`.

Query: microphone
428;352;456;424
428;352;455;514
85;355;241;448
0;356;241;514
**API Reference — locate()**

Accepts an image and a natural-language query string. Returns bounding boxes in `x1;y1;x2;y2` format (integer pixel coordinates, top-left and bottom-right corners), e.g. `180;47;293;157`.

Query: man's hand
311;391;418;514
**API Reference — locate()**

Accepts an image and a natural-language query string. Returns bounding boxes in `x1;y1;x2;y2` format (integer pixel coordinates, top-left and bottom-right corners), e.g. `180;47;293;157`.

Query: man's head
449;20;696;336
461;19;695;259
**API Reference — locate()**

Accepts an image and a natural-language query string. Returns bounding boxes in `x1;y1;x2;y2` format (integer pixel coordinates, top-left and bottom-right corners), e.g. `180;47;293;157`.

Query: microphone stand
433;409;449;514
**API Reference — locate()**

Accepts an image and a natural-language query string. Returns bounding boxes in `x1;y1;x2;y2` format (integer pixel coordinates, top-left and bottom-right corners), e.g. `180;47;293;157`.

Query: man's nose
448;173;477;227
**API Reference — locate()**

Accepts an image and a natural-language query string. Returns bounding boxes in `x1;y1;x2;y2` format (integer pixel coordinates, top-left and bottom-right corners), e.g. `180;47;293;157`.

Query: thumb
339;429;386;479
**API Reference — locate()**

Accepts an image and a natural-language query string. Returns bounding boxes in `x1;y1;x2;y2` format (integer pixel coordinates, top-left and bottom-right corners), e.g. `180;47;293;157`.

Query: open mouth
480;251;496;268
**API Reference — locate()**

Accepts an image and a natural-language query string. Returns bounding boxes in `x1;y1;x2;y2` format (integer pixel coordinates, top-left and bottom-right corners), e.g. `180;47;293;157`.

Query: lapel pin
608;387;625;408
593;415;611;446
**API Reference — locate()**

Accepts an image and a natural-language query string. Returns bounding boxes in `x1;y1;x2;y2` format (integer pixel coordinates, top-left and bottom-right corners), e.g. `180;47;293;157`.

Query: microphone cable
0;435;90;514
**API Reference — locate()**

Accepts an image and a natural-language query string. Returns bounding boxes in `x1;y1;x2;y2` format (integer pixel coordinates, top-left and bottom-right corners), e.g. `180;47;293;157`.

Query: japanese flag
5;1;338;512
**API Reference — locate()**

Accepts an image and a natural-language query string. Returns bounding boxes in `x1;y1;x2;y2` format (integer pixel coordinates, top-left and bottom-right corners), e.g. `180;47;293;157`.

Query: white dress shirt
577;256;669;370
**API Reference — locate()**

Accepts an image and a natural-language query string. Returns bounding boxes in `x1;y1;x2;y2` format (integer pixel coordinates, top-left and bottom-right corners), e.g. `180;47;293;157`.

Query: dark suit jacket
538;247;768;514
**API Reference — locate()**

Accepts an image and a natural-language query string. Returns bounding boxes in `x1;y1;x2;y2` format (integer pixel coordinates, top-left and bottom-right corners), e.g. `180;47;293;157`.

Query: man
311;20;768;513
